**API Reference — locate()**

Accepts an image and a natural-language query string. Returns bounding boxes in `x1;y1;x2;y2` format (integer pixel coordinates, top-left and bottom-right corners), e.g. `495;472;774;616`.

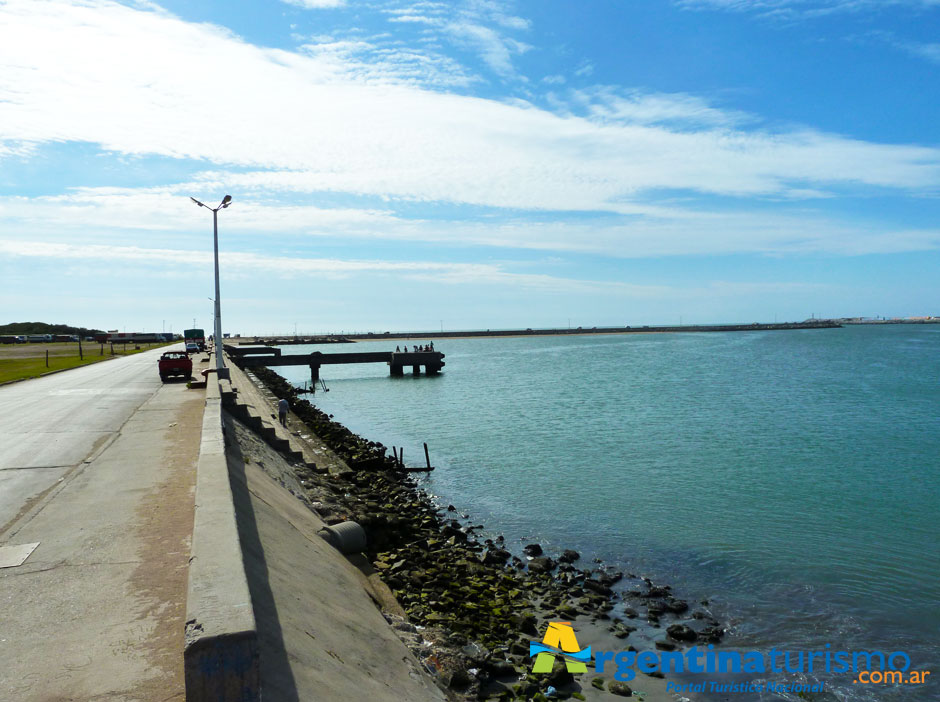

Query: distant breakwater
238;321;840;346
339;320;841;341
238;336;353;346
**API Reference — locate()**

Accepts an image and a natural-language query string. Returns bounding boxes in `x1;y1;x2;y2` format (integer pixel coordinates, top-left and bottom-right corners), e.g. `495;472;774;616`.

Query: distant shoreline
241;320;843;345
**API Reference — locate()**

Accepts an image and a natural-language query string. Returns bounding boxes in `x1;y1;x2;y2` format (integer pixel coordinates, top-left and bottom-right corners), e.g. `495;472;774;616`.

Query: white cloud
281;0;346;9
3;186;938;259
902;41;940;63
443;21;528;77
378;0;531;80
1;0;939;248
566;87;750;128
0;237;675;294
0;238;848;308
0;187;398;234
295;35;477;87
574;62;594;77
387;14;442;25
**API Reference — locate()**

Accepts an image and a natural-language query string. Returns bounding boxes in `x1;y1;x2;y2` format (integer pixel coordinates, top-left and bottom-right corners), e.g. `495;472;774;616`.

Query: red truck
158;351;193;382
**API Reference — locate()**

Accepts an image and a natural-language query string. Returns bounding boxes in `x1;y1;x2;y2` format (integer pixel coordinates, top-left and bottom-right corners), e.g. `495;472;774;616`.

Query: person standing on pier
278;397;289;427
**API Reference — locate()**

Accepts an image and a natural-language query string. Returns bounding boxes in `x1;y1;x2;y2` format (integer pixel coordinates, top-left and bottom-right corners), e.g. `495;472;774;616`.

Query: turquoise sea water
273;325;939;700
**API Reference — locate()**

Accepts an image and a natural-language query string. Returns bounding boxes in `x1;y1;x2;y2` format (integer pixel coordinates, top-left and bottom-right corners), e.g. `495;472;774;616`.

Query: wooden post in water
424;442;431;471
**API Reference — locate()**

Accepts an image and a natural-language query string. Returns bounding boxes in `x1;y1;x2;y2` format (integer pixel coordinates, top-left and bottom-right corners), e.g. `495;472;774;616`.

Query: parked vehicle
184;328;206;351
158;351;193;382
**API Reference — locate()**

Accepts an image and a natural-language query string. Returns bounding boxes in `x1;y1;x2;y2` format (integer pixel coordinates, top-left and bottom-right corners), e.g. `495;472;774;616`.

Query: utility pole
191;194;233;378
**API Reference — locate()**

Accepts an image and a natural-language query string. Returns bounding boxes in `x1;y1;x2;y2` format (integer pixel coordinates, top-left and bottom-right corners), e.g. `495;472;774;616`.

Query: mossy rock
608;680;632;696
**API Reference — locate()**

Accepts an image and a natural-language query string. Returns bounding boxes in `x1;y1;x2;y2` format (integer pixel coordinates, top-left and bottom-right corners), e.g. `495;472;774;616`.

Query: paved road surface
0;346;205;701
0;348;172;529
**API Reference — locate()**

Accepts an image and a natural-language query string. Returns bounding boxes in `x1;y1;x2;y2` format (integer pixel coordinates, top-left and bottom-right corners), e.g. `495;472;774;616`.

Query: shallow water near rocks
271;325;939;701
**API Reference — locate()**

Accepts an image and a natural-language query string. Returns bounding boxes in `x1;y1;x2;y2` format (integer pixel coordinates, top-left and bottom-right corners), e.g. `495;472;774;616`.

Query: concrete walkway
0;352;204;701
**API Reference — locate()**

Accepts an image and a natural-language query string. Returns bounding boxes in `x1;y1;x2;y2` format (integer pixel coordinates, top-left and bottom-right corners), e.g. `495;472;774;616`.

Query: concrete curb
184;360;260;701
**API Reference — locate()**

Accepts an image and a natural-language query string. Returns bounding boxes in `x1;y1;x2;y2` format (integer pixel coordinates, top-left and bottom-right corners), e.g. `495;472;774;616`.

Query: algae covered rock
583;579;612;597
608;680;632;696
528;556;555;573
547;658;575;687
483;548;512;565
666;623;697;642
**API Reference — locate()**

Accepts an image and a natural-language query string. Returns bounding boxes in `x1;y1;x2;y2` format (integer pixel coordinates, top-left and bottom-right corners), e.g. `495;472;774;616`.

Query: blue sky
1;0;938;334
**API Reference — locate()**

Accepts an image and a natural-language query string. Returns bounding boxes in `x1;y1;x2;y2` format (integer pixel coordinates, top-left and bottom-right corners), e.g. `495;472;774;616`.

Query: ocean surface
272;325;939;701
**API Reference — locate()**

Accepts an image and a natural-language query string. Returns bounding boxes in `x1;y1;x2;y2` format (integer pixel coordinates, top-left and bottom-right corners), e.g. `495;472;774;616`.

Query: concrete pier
226;347;445;383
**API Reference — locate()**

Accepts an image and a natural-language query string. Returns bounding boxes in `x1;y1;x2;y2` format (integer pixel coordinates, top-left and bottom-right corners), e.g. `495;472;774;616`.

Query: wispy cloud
358;0;534;82
677;0;940;19
900;40;940;64
281;0;346;9
0;238;843;309
443;20;530;77
562;87;751;128
3;186;938;259
296;35;477;87
0;238;673;294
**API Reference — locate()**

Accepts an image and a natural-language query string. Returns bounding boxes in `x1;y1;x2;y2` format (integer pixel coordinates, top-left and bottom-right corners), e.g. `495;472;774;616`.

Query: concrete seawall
184;362;260;701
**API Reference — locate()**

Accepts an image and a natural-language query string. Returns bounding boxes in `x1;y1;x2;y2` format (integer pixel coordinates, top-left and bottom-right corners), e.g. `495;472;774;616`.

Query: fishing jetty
225;345;445;383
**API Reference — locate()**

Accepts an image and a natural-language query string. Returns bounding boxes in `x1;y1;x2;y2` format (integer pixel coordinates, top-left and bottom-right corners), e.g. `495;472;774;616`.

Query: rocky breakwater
249;366;725;700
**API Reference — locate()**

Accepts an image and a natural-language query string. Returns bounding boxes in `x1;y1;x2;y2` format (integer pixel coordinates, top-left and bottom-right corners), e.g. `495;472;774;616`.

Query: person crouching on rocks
278;397;289;427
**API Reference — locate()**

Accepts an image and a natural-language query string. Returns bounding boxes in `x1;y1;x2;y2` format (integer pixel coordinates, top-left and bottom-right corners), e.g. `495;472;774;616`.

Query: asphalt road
0;343;204;701
0;346;173;531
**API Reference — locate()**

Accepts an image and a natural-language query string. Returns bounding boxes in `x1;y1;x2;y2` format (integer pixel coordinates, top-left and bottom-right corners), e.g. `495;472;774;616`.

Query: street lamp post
190;194;232;378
